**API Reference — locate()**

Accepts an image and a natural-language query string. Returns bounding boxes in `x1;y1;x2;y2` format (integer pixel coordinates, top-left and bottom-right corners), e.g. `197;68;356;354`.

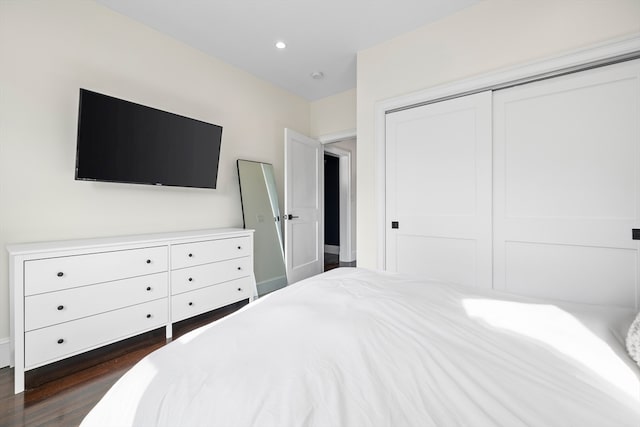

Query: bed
81;267;640;426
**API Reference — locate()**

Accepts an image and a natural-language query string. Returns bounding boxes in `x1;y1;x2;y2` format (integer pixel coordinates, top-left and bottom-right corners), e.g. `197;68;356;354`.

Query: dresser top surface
7;228;254;256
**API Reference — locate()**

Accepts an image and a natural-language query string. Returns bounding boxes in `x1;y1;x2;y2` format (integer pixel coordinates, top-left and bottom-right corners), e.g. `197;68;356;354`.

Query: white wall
356;0;640;268
0;0;310;343
310;89;356;138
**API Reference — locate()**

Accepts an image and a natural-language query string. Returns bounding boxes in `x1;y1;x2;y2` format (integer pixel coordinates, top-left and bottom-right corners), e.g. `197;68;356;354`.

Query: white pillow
627;311;640;365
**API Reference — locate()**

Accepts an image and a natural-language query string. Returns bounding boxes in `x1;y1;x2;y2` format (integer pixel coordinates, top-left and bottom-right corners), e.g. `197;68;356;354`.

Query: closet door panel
503;242;636;306
493;60;640;308
386;91;492;288
396;235;477;286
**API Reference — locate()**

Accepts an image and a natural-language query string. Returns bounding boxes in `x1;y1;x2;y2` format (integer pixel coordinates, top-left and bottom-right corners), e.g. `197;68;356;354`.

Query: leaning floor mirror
237;159;287;296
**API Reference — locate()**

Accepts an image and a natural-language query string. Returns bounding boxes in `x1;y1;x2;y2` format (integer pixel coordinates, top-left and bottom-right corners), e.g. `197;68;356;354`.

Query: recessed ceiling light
275;41;286;49
310;71;324;80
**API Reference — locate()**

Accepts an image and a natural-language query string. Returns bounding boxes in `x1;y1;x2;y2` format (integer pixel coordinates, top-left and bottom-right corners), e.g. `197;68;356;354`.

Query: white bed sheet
81;268;640;427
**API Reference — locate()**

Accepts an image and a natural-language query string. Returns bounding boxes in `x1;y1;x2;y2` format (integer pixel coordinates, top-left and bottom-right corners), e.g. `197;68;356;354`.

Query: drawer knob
57;338;64;344
57;272;64;277
146;314;152;319
57;305;64;311
237;266;241;270
146;259;151;264
188;253;193;257
188;277;193;282
188;302;193;306
146;286;151;291
237;246;241;250
237;287;242;291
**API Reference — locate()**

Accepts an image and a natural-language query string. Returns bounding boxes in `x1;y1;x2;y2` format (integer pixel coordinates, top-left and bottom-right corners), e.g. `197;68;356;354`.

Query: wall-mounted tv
75;89;222;189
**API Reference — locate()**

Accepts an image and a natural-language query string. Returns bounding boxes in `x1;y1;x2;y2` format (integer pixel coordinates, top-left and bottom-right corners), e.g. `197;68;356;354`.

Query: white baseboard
0;338;9;368
257;275;287;297
324;244;340;255
340;250;357;263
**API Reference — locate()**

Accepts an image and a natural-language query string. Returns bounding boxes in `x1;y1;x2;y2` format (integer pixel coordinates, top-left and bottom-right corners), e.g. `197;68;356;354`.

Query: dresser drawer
171;277;252;322
171;257;251;295
171;237;250;269
24;298;168;369
24;246;168;296
25;272;168;332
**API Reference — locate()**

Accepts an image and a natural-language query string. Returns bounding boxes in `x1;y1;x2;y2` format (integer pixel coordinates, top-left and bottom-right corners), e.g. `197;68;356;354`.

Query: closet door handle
285;214;299;220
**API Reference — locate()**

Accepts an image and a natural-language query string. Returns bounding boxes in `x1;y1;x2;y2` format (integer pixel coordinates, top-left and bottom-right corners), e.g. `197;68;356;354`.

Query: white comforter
82;268;640;427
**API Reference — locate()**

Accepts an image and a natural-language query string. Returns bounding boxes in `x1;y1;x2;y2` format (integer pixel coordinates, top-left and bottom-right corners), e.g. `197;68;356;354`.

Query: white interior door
284;128;323;283
493;59;640;308
385;91;492;288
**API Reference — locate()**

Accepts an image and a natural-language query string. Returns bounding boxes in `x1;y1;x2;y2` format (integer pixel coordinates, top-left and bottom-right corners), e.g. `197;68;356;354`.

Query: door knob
285;214;299;220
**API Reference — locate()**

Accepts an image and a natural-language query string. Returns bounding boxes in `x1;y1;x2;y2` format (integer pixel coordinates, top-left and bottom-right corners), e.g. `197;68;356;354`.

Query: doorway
324;153;340;253
323;137;357;271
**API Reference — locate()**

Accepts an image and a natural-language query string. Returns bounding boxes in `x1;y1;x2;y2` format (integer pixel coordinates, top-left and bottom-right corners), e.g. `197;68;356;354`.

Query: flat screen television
75;89;223;189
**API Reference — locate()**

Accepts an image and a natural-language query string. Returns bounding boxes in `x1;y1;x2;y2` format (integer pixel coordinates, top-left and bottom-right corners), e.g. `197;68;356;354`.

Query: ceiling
95;0;480;101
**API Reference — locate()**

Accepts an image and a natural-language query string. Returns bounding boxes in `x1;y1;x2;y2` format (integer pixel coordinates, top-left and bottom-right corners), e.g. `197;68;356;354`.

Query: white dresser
8;228;256;393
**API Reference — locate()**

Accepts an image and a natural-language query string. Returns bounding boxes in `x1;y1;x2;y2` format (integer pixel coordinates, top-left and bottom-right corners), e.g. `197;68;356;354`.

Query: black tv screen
75;89;222;189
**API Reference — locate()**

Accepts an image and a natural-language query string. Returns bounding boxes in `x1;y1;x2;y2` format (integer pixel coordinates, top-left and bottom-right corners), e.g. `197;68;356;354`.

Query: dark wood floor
0;300;247;427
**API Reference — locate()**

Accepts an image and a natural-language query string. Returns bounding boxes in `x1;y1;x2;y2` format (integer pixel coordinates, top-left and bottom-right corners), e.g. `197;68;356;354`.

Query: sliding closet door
493;59;640;308
386;91;492;288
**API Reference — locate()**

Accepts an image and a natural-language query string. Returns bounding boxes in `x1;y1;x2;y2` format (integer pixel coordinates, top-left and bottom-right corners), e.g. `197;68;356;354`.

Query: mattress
81;267;640;426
